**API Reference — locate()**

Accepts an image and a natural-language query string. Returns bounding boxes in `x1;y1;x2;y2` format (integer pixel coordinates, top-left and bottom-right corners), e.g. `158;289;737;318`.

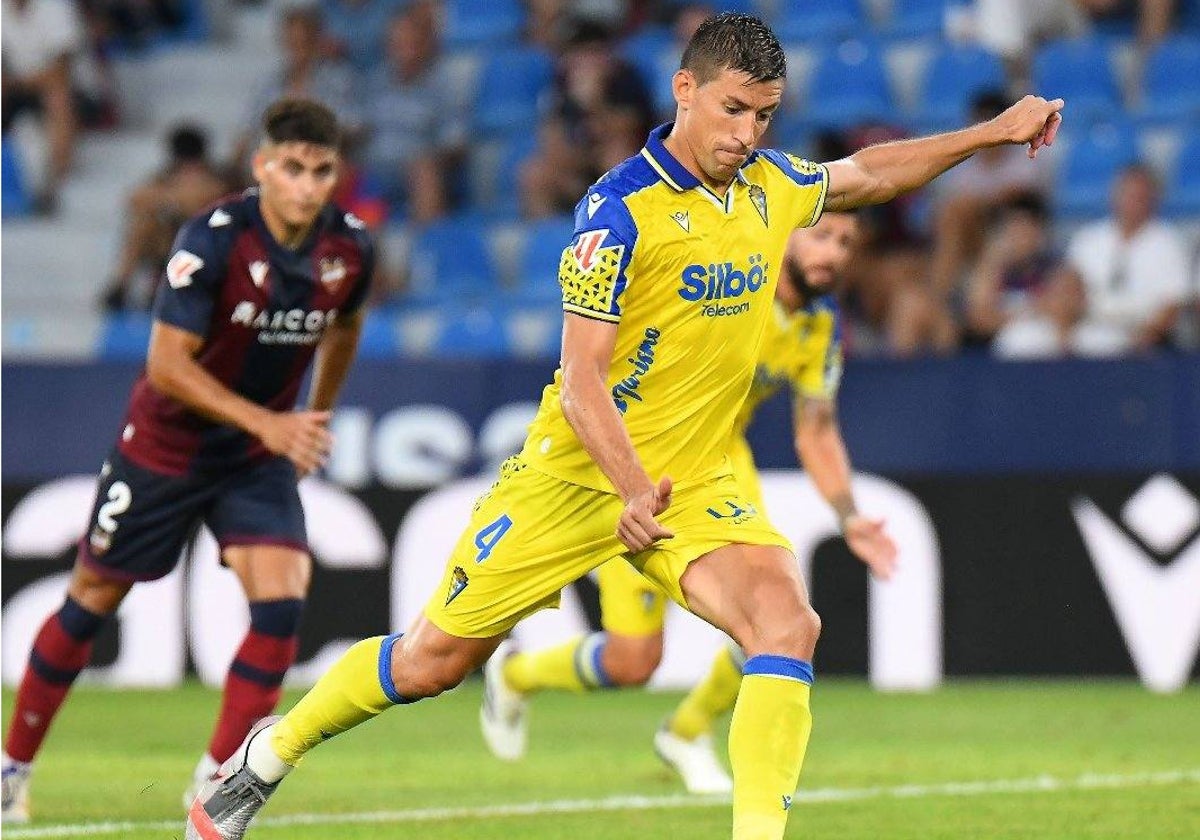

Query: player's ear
250;147;271;185
672;69;695;110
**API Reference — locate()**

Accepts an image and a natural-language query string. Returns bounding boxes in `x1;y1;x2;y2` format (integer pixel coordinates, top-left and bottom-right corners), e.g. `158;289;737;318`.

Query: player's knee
605;648;661;687
748;604;821;661
66;564;130;616
390;647;471;701
600;634;662;687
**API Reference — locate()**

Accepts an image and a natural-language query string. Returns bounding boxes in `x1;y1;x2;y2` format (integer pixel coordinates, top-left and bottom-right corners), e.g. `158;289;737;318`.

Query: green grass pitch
3;679;1198;838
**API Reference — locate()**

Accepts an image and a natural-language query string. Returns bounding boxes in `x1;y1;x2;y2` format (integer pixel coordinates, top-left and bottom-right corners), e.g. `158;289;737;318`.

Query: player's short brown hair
262;98;341;150
680;12;786;85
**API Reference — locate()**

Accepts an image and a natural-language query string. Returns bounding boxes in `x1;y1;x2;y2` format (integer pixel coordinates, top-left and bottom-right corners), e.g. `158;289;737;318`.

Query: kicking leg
679;543;821;840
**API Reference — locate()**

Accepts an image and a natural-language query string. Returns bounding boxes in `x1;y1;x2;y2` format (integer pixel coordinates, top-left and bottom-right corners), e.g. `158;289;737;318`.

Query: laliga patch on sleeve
784;154;824;178
166;250;205;289
559;233;624;317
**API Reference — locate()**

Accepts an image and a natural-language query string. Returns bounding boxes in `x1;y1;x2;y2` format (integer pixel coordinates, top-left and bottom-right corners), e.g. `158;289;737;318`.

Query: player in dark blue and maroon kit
1;98;374;822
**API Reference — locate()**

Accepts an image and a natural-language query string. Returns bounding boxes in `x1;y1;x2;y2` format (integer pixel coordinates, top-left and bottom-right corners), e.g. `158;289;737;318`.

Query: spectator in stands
1074;0;1175;45
82;0;186;49
520;19;654;218
1;0;91;212
1061;163;1190;354
964;193;1069;349
231;4;360;179
361;3;465;222
929;90;1048;299
100;123;231;311
320;0;402;73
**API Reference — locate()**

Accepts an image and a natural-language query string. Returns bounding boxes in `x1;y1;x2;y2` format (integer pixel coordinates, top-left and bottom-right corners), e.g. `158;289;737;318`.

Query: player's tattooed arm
560;314;673;553
308;308;365;411
823;95;1065;211
146;322;332;475
793;396;896;580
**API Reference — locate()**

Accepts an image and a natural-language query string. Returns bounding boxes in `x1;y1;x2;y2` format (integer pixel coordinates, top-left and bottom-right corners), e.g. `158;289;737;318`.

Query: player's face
673;66;783;186
254;142;340;230
780;213;860;302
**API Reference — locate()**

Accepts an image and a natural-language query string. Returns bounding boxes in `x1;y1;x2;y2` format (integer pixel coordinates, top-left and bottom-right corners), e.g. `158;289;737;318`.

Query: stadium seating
356;310;400;358
1164;130;1200;217
915;45;1007;130
1137;37;1200;124
407;217;499;302
886;0;946;40
619;26;678;118
805;39;895;130
431;305;513;357
1032;38;1122;122
2;141;32;218
1054;119;1139;218
98;312;153;360
442;0;524;49
773;0;866;44
471;48;554;137
513;216;575;303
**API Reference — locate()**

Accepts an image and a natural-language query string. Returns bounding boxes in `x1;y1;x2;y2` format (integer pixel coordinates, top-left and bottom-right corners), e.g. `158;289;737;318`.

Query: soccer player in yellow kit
487;212;900;796
188;13;1063;840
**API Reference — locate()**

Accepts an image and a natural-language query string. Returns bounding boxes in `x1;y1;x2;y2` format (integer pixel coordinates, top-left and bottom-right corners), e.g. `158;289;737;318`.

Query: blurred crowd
5;0;1199;357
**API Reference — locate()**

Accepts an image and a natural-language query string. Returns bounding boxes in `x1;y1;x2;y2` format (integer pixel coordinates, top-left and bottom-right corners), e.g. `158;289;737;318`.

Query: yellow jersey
520;123;829;492
733;295;843;438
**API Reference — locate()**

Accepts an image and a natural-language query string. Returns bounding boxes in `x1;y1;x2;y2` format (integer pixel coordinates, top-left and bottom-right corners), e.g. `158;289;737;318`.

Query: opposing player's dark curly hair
680;12;786;84
262;98;341;149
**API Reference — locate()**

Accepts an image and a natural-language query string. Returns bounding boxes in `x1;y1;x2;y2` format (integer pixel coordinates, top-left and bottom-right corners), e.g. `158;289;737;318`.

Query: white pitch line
6;769;1199;839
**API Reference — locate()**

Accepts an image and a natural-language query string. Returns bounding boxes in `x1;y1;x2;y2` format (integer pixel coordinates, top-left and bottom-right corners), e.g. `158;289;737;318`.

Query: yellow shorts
594;435;768;639
424;456;791;638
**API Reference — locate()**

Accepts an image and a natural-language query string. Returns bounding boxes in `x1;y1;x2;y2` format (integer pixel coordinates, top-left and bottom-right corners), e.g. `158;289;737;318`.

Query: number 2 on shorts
474;514;513;563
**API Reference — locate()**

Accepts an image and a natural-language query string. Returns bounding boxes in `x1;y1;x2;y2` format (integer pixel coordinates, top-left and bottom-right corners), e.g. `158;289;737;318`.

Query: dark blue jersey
119;191;374;475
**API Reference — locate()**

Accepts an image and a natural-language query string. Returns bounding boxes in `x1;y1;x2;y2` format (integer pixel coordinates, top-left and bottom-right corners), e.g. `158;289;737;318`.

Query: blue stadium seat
98;312;153;360
1137;37;1200;124
773;0;865;44
805;39;896;130
407;217;498;302
1164;131;1200;217
443;0;524;48
2;141;31;217
514;216;575;303
915;45;1007;130
620;26;678;118
1054;120;1139;218
433;305;512;357
355;310;399;358
504;302;562;358
887;0;945;40
489;132;541;219
1032;38;1121;122
472;48;554;137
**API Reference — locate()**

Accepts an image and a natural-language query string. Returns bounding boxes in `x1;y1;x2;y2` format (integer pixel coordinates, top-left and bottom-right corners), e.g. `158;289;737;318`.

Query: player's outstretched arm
559;313;673;552
793;396;897;580
823;95;1065;212
308;308;365;411
146;322;332;475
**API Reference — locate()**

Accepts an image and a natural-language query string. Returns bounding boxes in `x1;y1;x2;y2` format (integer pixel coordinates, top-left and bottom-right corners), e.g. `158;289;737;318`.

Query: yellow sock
668;645;743;740
728;656;814;840
503;633;610;695
270;634;405;767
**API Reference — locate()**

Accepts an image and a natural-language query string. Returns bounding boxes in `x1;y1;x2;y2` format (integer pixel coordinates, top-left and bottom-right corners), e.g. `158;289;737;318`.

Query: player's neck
259;201;315;250
662;129;734;197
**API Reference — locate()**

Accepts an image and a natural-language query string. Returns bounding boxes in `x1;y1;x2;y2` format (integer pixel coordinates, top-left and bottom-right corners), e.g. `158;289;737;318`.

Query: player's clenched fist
617;475;674;553
988;95;1065;159
258;409;333;476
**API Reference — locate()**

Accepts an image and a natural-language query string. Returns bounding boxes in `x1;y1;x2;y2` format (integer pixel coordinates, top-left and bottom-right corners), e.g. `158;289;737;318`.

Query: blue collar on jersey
640;123;753;192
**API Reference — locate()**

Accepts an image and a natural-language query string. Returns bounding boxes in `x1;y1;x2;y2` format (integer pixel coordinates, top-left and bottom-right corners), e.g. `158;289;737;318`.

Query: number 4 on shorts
474;514;513;563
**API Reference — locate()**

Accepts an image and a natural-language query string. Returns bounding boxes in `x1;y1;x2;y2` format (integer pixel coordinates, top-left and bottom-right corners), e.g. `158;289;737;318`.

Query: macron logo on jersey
166;250;204;289
586;193;606;218
208;209;232;227
573;229;609;272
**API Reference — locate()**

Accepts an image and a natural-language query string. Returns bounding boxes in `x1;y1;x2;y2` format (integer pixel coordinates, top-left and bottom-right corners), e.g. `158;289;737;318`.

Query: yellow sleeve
758;149;830;229
791;305;843;400
558;189;638;323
